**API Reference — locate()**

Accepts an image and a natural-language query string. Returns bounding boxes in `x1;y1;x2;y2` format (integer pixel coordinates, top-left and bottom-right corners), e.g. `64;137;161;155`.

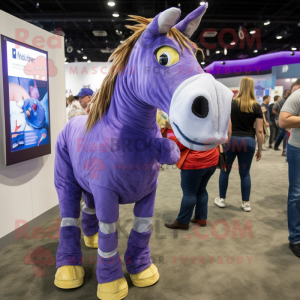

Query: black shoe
268;145;273;149
274;148;281;151
289;243;300;258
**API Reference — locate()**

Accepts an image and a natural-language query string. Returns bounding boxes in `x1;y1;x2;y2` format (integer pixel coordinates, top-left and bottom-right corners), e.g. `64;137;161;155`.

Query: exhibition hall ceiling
1;0;300;65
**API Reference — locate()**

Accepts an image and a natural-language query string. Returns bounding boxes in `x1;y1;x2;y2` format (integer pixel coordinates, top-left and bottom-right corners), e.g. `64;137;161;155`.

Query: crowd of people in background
66;77;300;258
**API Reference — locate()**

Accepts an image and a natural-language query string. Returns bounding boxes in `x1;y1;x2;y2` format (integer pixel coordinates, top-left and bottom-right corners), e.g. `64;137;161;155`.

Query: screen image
1;35;51;165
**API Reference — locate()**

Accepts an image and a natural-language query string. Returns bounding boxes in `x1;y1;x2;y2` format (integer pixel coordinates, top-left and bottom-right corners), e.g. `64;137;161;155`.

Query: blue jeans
286;144;300;244
219;136;256;201
177;166;217;224
274;128;287;151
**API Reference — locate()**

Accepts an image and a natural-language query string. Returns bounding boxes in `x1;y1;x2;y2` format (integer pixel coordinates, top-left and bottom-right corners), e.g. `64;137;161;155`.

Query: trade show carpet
1;149;299;300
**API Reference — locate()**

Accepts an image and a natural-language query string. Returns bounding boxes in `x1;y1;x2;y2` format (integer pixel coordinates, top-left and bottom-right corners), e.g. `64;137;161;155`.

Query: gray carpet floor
1;148;299;300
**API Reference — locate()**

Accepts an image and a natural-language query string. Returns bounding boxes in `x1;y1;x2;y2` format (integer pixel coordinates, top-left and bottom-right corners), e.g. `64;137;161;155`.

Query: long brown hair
85;15;204;132
234;77;258;113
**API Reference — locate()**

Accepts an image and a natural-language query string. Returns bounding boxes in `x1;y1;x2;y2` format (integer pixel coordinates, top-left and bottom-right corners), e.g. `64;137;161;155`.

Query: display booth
0;10;65;239
205;51;300;103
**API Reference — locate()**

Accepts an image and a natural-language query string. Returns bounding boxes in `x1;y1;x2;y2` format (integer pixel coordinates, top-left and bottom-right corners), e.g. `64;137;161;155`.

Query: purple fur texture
81;212;98;237
124;229;152;275
96;252;124;284
56;227;82;269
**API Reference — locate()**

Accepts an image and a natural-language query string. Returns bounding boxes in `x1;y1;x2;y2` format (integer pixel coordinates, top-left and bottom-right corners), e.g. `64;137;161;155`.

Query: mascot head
88;3;233;150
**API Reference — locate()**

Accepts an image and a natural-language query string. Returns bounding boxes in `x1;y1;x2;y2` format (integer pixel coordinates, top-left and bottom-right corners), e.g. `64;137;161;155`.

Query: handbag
176;148;190;169
218;144;227;171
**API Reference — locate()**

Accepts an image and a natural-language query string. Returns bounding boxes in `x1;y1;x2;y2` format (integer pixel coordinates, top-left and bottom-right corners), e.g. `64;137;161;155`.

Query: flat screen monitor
1;35;51;165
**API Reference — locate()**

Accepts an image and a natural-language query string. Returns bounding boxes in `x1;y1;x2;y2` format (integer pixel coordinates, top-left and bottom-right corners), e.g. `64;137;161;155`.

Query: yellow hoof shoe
54;266;84;289
97;278;128;300
84;232;98;248
130;264;159;287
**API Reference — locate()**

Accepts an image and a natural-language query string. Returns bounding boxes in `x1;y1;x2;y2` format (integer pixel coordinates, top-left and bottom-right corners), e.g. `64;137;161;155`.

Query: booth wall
65;62;112;98
0;11;65;239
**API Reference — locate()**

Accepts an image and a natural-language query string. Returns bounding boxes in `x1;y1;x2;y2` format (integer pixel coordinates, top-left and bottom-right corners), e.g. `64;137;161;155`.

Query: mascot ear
145;7;181;37
174;3;208;38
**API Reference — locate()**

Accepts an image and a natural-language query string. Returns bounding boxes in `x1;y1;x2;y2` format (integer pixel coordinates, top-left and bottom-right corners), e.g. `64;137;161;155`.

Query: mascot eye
156;46;179;67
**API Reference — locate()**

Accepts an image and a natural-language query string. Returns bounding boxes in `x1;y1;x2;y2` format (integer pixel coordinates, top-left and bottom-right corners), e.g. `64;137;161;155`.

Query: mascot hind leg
54;133;85;289
125;189;159;287
90;184;128;300
82;191;99;248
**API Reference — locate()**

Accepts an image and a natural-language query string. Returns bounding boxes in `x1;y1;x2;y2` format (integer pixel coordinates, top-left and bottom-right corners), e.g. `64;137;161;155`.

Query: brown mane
85;15;204;132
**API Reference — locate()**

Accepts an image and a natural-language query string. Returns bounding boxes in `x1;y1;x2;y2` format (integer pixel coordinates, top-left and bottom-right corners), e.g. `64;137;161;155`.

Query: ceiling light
276;35;282;39
291;47;297;50
298;22;300;27
112;12;119;17
216;50;220;54
292;78;297;82
253;50;258;53
66;46;73;53
93;30;107;37
88;19;91;22
230;41;236;45
108;1;115;6
101;49;114;53
285;79;291;82
203;30;218;37
200;1;206;5
264;20;270;25
250;29;256;34
77;49;82;54
83;56;87;59
178;3;181;7
120;40;124;44
87;60;91;63
116;30;122;35
64;62;68;64
224;48;227;55
201;62;205;65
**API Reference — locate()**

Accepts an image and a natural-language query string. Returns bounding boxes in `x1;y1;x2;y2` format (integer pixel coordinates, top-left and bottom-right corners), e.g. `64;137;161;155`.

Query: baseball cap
74;88;94;99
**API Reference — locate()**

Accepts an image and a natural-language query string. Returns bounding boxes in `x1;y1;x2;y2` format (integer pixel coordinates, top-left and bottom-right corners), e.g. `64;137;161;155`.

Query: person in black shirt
268;95;280;148
261;95;271;150
215;77;264;212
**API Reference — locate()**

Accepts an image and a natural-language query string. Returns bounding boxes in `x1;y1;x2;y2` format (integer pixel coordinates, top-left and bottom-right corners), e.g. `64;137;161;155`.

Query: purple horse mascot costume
54;3;233;299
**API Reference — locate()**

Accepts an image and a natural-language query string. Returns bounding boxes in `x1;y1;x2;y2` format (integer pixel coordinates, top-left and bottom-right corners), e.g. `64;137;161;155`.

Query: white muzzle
169;73;233;151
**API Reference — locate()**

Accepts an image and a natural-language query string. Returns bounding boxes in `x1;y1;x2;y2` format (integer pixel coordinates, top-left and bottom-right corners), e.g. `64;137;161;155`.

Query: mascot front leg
124;189;159;287
54;133;85;289
90;184;128;300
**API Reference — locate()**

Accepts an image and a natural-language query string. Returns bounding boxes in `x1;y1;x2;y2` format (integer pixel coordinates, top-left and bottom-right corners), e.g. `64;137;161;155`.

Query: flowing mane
85;15;204;132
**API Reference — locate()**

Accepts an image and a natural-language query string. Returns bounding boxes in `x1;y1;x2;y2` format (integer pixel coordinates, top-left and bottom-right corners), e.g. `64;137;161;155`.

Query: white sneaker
215;197;225;208
262;145;267;151
241;202;251;212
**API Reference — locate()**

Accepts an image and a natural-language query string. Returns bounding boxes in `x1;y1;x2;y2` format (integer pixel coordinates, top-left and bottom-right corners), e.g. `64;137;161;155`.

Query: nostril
192;96;209;118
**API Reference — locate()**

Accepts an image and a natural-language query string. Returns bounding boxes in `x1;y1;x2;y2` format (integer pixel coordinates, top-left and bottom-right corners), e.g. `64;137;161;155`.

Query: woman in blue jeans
215;77;264;212
164;125;231;229
279;80;300;258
